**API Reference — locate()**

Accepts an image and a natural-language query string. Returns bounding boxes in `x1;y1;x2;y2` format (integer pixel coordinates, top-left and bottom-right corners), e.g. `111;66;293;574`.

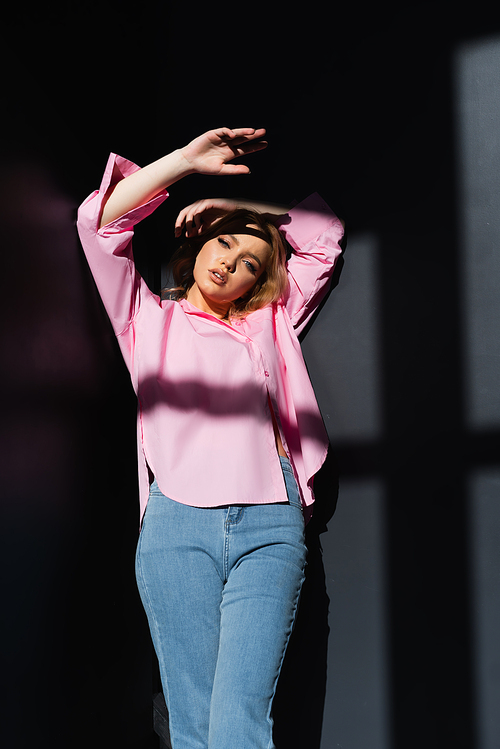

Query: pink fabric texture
77;153;344;523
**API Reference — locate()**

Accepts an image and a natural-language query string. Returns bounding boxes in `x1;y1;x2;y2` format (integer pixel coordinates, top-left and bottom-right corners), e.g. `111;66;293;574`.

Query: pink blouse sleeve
76;153;168;339
279;192;344;336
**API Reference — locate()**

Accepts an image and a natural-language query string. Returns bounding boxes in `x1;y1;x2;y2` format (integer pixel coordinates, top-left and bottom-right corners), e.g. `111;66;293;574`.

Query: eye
243;259;257;274
217;237;230;249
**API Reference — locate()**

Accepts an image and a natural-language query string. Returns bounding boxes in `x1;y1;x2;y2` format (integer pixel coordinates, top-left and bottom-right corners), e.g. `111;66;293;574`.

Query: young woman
77;127;344;749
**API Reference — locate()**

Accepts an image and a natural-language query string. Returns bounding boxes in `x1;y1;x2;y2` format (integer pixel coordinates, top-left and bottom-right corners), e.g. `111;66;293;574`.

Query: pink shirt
77;153;344;523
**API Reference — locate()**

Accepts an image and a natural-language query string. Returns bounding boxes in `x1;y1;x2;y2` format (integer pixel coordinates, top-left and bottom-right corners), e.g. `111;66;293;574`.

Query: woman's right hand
99;128;266;229
179;128;267;177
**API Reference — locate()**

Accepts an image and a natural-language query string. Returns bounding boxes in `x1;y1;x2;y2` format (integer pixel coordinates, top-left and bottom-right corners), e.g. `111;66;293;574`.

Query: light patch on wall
453;35;500;429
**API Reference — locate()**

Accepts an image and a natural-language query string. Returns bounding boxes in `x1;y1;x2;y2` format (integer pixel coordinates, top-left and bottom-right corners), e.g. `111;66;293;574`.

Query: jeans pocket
280;459;303;512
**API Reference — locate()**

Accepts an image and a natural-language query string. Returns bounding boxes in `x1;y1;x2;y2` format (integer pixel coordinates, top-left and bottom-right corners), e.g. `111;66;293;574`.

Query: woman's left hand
174;198;242;238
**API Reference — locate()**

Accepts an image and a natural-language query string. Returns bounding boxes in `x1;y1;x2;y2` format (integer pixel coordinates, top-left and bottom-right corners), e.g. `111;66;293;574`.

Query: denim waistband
279;455;293;473
279;455;293;476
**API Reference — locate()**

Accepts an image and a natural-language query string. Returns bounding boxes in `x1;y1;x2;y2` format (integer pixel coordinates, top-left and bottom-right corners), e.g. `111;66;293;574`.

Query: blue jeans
135;456;307;749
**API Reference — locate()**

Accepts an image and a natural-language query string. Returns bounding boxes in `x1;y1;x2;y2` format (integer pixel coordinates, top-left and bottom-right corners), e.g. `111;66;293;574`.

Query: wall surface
1;5;499;748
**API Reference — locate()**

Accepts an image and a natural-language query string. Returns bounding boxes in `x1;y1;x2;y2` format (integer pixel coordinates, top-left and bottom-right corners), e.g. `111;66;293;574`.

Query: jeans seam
223;512;230;583
265;562;306;749
135;530;173;721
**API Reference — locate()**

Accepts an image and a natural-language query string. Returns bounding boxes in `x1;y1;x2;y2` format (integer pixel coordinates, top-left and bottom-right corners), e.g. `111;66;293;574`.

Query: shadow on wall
0;159;157;748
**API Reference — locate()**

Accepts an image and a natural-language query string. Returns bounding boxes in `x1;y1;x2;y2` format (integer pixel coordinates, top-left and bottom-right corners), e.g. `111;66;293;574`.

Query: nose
220;256;234;272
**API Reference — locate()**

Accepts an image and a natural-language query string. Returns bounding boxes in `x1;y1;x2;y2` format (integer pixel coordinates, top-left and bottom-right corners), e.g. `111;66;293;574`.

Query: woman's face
187;230;271;318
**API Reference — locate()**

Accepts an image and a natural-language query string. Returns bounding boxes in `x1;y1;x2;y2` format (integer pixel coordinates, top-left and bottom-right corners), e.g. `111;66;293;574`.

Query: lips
209;269;227;285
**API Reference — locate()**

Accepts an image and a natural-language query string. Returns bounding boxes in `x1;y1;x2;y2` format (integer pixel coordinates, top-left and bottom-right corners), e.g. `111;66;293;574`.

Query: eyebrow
227;235;263;267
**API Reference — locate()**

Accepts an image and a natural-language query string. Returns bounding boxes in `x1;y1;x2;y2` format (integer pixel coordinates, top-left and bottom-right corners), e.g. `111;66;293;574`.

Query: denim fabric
135;457;307;749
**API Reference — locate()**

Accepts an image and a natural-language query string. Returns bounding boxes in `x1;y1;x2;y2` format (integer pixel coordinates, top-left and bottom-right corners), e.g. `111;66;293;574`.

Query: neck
185;286;231;321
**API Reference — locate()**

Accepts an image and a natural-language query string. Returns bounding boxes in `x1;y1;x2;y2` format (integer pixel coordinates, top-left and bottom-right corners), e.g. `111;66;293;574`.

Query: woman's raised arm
173;197;291;238
99;128;267;229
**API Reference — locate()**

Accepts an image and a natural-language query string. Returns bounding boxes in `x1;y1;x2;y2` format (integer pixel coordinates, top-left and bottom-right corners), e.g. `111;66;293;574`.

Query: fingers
213;127;267;153
186;212;202;237
182;127;267;176
174;199;227;238
232;127;267;143
174;206;189;237
221;132;268;172
233;138;268;158
174;205;194;237
174;215;198;238
175;197;244;237
218;164;253;176
213;127;266;142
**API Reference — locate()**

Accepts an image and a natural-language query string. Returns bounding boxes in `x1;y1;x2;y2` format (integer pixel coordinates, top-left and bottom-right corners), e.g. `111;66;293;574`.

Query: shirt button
264;370;269;377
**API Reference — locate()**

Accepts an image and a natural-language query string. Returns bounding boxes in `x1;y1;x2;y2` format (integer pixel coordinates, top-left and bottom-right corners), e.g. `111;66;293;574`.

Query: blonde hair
164;209;289;318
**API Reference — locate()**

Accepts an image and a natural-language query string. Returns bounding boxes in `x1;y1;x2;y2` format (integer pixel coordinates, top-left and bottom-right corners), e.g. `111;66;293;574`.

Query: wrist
168;148;196;181
175;147;197;178
139;149;196;192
